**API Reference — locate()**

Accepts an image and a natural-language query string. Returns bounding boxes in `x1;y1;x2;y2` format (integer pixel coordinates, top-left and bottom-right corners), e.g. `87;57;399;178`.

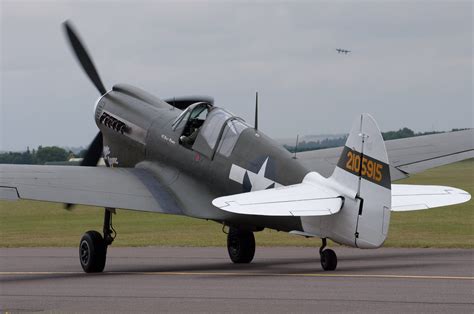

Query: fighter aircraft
336;48;351;54
1;22;472;273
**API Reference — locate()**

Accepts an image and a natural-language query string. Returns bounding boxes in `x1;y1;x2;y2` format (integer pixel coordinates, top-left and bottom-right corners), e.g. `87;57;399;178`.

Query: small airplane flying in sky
336;48;351;54
1;22;472;273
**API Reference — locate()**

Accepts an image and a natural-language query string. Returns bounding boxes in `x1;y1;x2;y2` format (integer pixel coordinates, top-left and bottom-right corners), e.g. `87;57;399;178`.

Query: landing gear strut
319;238;337;271
79;208;116;273
227;227;255;264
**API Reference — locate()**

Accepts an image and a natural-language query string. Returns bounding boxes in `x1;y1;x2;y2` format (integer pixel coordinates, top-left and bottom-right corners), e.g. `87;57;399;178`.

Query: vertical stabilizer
329;113;392;248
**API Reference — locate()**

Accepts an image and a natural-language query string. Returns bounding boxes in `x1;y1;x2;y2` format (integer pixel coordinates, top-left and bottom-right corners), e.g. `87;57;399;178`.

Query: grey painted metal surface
0;165;181;214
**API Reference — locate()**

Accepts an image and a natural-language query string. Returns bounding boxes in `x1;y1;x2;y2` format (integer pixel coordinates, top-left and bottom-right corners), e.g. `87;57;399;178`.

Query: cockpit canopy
173;103;251;159
172;102;210;131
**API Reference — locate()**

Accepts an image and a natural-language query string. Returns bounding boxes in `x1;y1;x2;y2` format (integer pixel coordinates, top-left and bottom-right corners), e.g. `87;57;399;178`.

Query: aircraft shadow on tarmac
109;258;446;274
1;250;458;284
105;249;463;274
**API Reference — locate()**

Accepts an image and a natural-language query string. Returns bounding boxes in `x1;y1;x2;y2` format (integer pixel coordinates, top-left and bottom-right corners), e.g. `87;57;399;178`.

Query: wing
212;182;343;216
297;129;474;180
391;184;470;211
0;164;183;214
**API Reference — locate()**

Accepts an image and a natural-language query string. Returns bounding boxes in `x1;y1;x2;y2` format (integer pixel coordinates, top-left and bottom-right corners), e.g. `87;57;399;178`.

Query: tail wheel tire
320;249;337;271
227;228;256;264
79;230;107;273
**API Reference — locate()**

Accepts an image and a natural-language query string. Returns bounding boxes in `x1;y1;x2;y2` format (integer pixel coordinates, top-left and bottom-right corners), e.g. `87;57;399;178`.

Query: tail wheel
79;230;107;273
227;228;255;264
320;249;337;271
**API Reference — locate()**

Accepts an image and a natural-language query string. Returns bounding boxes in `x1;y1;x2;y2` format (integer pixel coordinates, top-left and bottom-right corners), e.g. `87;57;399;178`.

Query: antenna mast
293;134;299;159
254;92;258;131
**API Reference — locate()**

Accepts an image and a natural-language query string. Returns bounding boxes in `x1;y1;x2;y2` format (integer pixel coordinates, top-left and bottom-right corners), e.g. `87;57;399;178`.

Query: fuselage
94;84;312;232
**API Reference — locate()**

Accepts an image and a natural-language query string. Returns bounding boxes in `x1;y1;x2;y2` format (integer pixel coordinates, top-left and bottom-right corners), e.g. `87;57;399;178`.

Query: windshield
172;108;191;129
172;103;209;130
190;106;208;119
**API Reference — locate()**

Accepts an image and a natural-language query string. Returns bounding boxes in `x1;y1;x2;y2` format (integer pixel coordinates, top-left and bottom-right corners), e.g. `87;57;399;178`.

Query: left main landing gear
319;238;337;271
227;227;256;264
79;208;116;273
79;230;106;273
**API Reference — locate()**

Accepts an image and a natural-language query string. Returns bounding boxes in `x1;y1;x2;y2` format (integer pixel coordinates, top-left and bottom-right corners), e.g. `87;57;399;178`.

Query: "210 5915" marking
345;151;383;182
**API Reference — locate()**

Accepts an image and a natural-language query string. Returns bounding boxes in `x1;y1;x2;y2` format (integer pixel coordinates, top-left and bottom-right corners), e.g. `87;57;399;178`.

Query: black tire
227;228;256;264
320;249;337;271
79;230;107;273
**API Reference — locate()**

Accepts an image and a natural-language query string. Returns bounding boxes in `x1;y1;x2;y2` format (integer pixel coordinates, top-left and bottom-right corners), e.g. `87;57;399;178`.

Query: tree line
0;146;86;165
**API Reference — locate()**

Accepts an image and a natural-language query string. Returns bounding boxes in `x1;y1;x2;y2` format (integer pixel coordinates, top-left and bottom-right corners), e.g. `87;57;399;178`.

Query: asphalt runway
1;247;473;313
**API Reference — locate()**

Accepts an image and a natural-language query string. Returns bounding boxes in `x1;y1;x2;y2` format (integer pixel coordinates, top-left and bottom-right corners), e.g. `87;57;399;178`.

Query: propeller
62;21;107;209
62;21;107;95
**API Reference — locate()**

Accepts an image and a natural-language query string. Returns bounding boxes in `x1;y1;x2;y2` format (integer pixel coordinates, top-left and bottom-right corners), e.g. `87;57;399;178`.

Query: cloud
1;1;472;150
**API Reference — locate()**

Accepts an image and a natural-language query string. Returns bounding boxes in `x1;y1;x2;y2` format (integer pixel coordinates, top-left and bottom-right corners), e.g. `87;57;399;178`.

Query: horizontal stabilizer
391;184;471;211
212;179;343;216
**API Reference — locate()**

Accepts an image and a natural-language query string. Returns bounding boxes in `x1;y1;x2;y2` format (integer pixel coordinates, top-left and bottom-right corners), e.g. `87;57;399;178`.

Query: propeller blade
63;21;107;95
80;131;104;166
65;132;103;210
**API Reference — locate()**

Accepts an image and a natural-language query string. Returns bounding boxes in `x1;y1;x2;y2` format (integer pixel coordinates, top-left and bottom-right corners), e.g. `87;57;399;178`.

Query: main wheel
227;228;256;264
79;230;107;273
320;249;337;271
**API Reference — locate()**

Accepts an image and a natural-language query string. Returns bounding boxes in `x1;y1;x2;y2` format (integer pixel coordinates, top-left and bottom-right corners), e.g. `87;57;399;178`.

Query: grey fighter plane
1;22;472;273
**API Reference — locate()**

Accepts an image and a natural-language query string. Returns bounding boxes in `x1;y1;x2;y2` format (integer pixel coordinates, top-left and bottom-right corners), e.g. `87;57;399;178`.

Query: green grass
384;159;473;248
0;160;472;248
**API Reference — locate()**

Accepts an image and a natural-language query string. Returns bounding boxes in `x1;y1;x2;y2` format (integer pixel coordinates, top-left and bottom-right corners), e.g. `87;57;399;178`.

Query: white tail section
324;114;391;248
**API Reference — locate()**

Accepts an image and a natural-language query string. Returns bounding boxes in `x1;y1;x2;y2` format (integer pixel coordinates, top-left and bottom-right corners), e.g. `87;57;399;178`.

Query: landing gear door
192;109;232;159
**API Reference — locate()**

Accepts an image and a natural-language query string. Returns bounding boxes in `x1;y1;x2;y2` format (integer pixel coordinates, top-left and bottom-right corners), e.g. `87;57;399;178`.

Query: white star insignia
229;157;282;191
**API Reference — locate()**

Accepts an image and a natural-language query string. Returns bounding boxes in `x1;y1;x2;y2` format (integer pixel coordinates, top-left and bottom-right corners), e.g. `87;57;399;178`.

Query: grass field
0;159;472;248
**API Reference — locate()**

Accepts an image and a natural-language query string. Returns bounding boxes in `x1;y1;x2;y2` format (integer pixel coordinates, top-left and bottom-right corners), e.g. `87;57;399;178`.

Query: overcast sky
1;1;472;151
